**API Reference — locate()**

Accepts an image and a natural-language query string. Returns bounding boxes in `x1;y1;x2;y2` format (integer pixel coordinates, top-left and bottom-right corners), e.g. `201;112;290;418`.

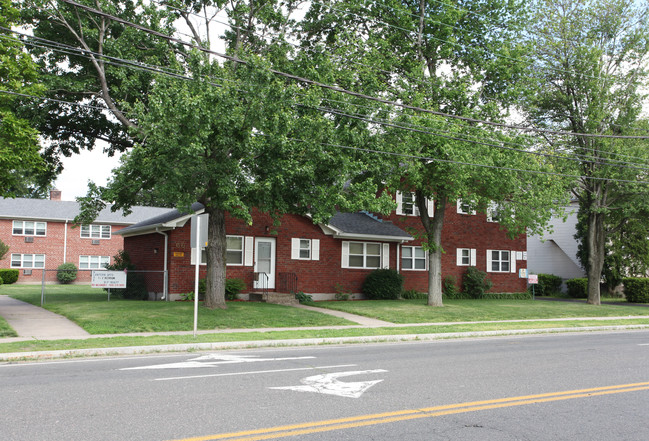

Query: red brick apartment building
0;191;170;283
118;193;528;300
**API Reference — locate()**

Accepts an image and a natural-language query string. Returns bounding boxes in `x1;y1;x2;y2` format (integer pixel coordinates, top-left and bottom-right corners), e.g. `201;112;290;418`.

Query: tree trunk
418;193;446;307
204;206;227;309
586;210;605;305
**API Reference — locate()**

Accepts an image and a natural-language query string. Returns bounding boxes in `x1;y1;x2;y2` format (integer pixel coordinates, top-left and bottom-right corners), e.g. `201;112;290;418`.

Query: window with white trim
12;220;46;236
291;238;320;260
79;255;110;269
402;246;427;270
487;250;510;272
456;248;476;266
396;191;434;217
226;236;244;265
191;235;250;266
457;199;476;215
10;253;45;268
346;242;382;269
81;224;111;239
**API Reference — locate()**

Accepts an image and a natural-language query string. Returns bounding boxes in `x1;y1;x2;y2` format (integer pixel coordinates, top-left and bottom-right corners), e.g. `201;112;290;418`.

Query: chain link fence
31;269;168;305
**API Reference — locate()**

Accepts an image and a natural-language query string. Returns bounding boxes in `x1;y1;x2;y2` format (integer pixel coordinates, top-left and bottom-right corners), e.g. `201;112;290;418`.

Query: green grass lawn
309;298;649;323
0;285;353;334
0;316;17;338
3;285;649;356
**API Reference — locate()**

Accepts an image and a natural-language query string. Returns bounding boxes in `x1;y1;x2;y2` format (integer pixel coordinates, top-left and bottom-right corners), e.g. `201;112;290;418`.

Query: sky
53;147;122;201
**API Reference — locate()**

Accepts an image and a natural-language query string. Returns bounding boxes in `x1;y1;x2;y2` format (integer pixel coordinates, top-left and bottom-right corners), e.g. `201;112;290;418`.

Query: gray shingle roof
117;202;204;235
116;203;411;241
0;198;172;225
328;212;412;239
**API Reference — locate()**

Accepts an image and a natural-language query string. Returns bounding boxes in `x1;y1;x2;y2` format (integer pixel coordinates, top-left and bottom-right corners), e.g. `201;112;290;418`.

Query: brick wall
124;205;527;296
0;219;128;283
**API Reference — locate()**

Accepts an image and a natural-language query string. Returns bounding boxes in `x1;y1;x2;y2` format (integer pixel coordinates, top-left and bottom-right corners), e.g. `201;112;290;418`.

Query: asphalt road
2;331;649;440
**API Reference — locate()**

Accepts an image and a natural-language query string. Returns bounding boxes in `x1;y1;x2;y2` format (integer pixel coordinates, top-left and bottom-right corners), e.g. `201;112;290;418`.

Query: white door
254;237;276;289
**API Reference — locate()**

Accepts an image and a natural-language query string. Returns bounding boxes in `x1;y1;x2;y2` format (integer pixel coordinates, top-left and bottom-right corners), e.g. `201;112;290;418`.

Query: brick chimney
50;189;62;201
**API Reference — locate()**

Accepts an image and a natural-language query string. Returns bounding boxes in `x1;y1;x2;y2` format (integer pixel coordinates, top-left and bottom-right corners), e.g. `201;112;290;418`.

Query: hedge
0;269;19;284
623;278;649;303
363;269;404;300
566;278;588;298
535;273;563;296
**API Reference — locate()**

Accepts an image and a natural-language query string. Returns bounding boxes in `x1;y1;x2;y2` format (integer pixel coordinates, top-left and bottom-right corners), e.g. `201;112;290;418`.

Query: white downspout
396;243;400;273
63;219;68;263
156;229;169;301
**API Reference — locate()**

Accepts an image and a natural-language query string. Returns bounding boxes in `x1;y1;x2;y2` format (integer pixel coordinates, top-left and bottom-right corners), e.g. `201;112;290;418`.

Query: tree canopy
0;0;47;197
524;0;649;304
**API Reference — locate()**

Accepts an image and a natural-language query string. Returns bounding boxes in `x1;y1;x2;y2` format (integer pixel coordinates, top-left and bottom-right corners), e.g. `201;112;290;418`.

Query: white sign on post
528;274;539;284
92;271;127;288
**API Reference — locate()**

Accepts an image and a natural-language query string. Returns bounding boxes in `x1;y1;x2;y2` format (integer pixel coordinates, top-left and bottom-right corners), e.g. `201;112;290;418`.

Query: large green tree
0;0;47;197
525;0;649;305
302;0;570;306
70;1;392;308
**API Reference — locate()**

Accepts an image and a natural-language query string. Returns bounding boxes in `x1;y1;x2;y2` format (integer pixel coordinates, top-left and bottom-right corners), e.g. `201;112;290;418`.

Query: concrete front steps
247;292;299;305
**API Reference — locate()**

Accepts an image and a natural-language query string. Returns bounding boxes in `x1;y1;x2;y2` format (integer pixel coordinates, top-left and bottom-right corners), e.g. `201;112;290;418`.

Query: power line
8;30;649;173
53;0;649;141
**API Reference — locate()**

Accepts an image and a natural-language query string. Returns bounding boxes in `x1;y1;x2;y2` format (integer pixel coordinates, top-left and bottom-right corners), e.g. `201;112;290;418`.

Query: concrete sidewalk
0;294;390;343
0;295;90;340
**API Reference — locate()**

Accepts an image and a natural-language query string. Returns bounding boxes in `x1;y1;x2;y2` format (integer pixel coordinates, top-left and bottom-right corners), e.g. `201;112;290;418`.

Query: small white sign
92;270;127;288
528;274;539;284
516;251;523;260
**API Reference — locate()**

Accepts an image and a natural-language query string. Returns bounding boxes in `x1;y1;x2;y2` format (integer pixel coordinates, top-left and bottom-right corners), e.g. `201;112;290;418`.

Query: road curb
2;324;648;362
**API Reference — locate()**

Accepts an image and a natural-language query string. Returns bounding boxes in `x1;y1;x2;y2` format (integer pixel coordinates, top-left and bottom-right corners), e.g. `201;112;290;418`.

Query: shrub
362;269;404;300
0;269;19;284
295;291;313;303
566;278;588;298
462;266;492;299
442;275;460;299
104;250;148;300
225;278;246;300
0;276;3;286
56;263;78;284
401;289;427;300
334;283;351;301
483;292;532;300
623;278;649;303
535;274;563;296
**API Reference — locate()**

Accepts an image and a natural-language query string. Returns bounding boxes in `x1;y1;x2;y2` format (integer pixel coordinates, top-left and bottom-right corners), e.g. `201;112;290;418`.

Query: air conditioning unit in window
91;239;100;245
23;269;32;275
24;236;34;243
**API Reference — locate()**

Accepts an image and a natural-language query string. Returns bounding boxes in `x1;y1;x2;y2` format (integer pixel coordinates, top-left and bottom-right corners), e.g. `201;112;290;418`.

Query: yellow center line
170;381;649;441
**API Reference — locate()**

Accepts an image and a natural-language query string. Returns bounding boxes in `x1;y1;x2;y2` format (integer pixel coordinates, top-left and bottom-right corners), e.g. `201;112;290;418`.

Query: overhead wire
51;0;649;140
5;22;649;174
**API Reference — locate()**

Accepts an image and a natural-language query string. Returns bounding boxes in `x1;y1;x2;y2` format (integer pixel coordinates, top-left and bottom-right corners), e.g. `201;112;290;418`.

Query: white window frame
341;241;386;269
79;255;110;269
457;199;476;215
10;253;45;268
80;224;111;239
396;191;434;217
12;220;47;236
456;248;477;266
291;238;320;260
486;249;516;273
191;235;253;266
402;246;427;271
226;235;244;266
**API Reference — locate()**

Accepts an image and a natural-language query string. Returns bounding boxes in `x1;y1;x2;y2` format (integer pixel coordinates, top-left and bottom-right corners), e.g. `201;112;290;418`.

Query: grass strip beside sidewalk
1;318;649;355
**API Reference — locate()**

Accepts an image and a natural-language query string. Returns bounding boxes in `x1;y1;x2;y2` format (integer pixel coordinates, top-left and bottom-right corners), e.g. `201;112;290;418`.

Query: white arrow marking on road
120;354;315;370
270;369;388;398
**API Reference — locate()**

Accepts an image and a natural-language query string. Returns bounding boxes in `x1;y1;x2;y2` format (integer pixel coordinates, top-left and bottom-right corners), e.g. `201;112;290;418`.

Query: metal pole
40;269;46;306
108;288;111;302
193;215;200;338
